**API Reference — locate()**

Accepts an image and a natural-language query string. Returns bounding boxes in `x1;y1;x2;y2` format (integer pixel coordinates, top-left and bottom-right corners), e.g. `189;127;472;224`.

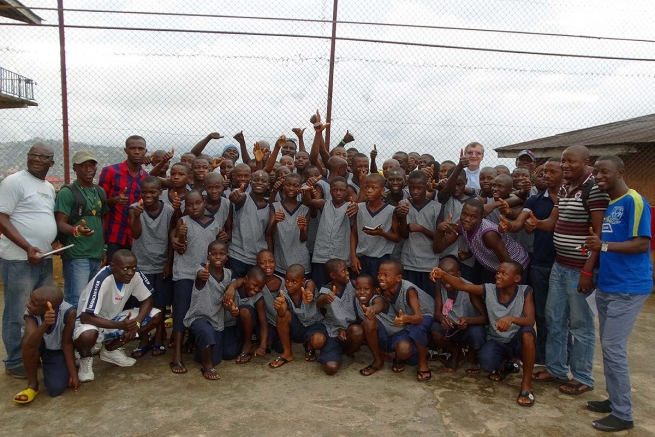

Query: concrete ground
1;283;655;436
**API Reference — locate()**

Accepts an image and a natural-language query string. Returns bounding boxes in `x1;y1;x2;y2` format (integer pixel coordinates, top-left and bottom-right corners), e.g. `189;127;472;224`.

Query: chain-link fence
1;1;655;202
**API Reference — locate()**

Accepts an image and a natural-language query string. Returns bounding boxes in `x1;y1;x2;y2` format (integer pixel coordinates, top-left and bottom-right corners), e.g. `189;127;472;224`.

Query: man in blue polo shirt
583;154;652;433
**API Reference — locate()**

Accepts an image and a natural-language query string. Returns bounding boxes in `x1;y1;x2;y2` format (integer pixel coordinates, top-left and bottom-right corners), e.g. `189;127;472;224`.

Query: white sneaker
91;343;102;355
75;350;81;367
78;357;94;382
100;346;136;367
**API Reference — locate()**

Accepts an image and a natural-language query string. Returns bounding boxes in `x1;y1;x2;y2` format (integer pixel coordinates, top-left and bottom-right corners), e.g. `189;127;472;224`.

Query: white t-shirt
0;170;57;260
464;167;481;191
78;266;153;321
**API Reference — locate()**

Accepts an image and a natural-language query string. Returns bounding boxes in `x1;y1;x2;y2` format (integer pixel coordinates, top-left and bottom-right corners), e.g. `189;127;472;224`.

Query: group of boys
3;110;652;432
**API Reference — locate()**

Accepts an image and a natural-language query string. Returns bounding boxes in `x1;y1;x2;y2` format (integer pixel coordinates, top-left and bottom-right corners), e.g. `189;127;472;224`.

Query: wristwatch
600;241;609;252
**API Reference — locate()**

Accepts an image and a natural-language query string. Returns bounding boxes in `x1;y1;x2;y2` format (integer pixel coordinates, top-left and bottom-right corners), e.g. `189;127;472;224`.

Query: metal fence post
325;0;338;149
57;0;70;184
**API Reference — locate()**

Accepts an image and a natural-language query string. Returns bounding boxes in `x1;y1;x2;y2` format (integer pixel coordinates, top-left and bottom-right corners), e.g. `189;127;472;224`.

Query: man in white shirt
0;143;58;378
463;142;485;191
73;249;162;382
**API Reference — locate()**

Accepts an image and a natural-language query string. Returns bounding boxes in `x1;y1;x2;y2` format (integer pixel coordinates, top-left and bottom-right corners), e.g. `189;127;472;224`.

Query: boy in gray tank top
431;260;537;407
351;173;401;283
268;264;327;369
430;257;488;373
255;249;284;355
15;286;78;403
316;259;365;375
379;260;434;382
203;172;231;240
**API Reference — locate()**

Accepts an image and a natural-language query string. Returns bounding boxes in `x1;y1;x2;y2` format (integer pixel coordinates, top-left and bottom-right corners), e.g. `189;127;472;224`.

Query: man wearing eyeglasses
0;142;58;378
463;142;484;191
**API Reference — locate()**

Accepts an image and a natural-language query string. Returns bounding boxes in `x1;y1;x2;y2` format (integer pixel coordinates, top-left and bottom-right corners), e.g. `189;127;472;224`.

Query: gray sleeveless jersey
315;178;332;202
355;202;396;258
312;201;352;265
184;267;233;330
131;201;175;274
389;280;435;318
284;284;323;327
439;282;479;323
228;194;270;265
205;198;230;230
272;201;311;274
483;283;530;344
172;217;221;281
441;196;475;267
401;199;441;272
24;301;74;350
319;282;358;337
261;274;284;326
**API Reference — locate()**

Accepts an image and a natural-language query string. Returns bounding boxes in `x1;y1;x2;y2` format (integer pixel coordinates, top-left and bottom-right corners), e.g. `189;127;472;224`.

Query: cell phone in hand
363;225;381;231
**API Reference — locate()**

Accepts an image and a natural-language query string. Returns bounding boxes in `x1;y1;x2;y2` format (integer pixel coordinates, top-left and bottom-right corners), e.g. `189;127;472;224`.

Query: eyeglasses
466;151;483;156
27;153;54;162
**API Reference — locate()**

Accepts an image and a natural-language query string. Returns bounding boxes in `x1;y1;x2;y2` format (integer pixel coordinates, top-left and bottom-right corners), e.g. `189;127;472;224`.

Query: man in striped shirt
530;145;609;396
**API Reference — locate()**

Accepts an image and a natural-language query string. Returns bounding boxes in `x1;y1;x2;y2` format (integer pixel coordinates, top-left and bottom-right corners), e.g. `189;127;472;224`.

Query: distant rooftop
496;113;655;158
0;0;42;25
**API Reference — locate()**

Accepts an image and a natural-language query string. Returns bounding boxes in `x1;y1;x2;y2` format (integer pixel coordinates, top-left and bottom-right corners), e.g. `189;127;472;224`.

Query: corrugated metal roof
495;113;655;153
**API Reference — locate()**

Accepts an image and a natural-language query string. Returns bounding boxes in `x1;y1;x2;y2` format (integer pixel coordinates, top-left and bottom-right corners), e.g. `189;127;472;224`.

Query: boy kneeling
431;261;536;406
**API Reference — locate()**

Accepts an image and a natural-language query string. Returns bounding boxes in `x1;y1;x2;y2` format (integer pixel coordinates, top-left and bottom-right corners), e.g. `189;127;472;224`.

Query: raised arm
233;131;251;164
430;267;484;296
190;132;224;157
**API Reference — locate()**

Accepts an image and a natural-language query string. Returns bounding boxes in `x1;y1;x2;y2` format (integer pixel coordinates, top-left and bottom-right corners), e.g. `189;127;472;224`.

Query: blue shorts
222;324;243;360
431;322;487;350
143;273;173;308
190;318;223;366
406;315;434;348
387;330;419;366
173;279;194;332
478;326;536;372
289;312;327;344
318;335;345;365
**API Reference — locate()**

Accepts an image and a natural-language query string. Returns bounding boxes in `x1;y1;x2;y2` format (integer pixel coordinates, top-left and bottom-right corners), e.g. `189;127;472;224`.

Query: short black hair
325;258;346;276
246;265;266;282
355;274;374;284
596;154;625;170
421;153;435;161
365;173;386;187
346;147;359;153
284;172;303;184
330;176;348;187
171;162;191;174
141;175;161;189
125;135;146;147
352;153;368;161
286;264;305;277
208;240;227;252
408;170;427;184
380;259;403;276
502;260;524;277
464;198;484;215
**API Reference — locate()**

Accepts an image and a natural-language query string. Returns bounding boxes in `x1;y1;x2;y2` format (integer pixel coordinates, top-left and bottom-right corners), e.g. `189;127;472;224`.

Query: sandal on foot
532;371;569;384
359;364;381;376
169;361;187;374
167;339;175;349
517;390;535;407
304;350;317;362
465;367;481;376
392;359;406;374
200;367;220;380
13;388;38;404
130;346;151;359
417;370;432;382
488;370;508;382
236;351;252;364
505;361;520;374
269;357;290;369
151;345;166;357
559;381;594;395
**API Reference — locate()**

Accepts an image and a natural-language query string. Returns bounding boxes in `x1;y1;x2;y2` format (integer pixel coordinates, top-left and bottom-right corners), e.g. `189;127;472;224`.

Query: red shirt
98;161;146;246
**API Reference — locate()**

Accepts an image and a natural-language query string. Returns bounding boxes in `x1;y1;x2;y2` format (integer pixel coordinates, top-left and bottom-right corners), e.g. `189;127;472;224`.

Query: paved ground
1;282;654;436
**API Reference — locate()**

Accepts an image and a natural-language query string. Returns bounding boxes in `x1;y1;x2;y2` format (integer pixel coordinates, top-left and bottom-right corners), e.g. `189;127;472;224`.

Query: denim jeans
63;258;102;309
545;262;596;387
1;257;53;370
530;264;552;364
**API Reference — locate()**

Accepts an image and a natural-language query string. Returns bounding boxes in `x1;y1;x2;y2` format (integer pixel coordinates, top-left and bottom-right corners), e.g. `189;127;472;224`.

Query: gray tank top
389;280;435;317
172;217;221;281
205;198;230;230
440;283;479;322
131;201;175;274
271;201;311;274
319;282;358;337
183;267;233;330
24;302;74;350
161;189;186;213
355;202;396;258
401;199;441;272
483;283;530;344
312;201;352;265
441;196;475;267
284;283;324;327
228;194;270;265
261;274;284;326
315;178;332;202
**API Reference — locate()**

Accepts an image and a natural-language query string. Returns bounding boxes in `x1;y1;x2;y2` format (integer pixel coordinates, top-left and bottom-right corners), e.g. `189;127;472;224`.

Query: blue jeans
63;258;102;309
1;258;53;370
530;264;552;364
597;290;649;422
545;262;596;387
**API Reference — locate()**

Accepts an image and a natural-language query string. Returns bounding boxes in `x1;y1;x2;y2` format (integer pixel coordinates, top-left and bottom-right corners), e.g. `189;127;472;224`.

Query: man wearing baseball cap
55;150;109;309
516;149;537;174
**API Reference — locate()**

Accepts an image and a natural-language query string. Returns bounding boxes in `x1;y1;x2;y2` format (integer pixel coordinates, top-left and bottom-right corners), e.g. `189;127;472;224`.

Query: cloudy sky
1;0;655;166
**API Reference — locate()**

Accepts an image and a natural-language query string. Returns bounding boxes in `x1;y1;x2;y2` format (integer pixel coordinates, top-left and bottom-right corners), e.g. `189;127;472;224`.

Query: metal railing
0;67;35;101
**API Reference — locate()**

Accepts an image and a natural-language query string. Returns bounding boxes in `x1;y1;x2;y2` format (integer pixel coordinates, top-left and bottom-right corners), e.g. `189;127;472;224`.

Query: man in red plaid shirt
98;135;148;261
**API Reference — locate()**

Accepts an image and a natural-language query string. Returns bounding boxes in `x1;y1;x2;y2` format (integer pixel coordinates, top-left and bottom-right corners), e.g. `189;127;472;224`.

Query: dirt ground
1;261;655;436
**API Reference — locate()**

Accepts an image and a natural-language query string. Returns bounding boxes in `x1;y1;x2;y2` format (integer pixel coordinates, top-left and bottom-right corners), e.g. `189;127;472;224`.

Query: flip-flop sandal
517;390;535;407
167;339;175;349
200;367;220;380
488;370;508;382
359;364;381;376
268;357;290;369
392;359;406;373
151;345;166;356
13;388;38;404
559;381;594;395
236;351;252;364
304;350;317;362
417;370;432;382
532;371;569;384
169;361;187;374
164;317;173;328
505;361;520;374
130;346;151;359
